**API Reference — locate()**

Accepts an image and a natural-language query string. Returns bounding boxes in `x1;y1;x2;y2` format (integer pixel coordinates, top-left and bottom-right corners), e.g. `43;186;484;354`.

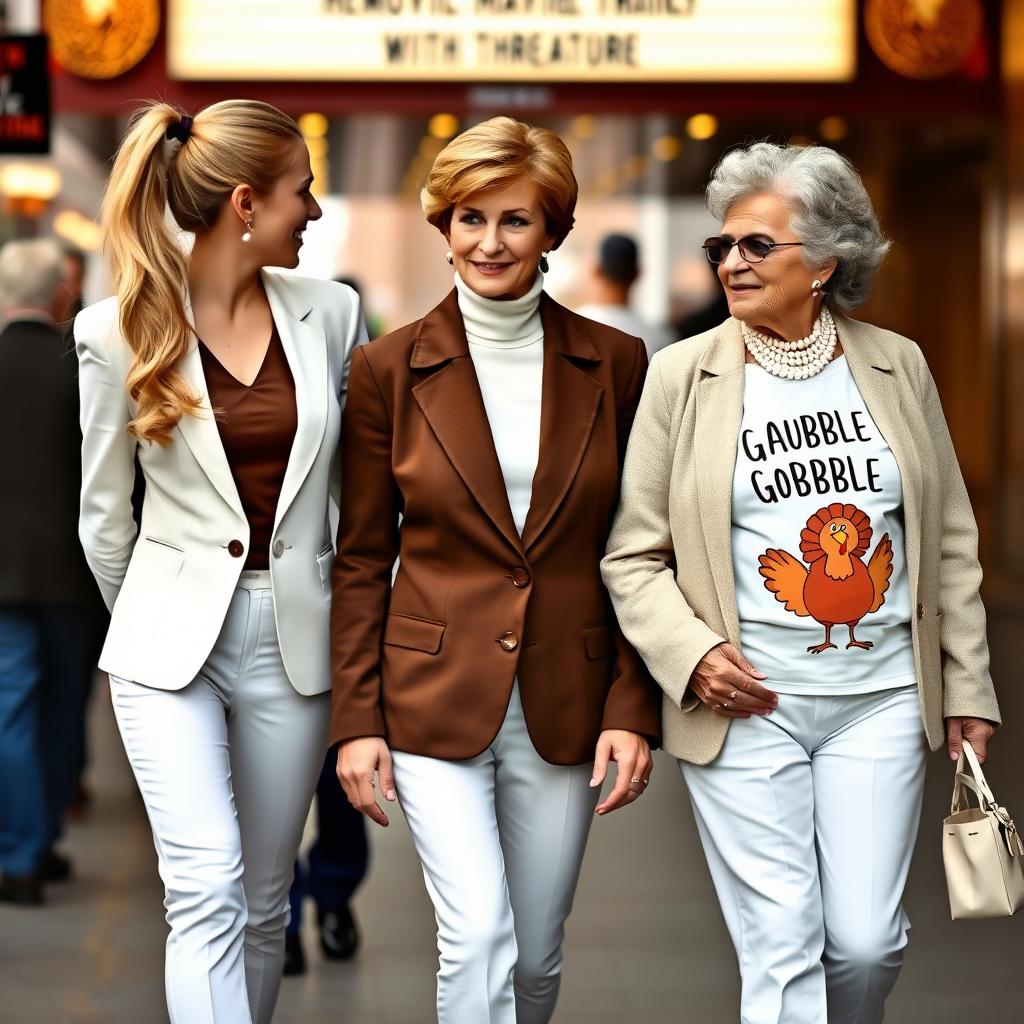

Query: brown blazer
330;288;661;765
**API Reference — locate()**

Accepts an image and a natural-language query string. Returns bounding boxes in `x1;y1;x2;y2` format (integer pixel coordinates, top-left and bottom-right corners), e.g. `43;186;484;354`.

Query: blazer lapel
174;306;244;517
265;272;329;532
411;290;523;554
520;296;603;552
837;314;923;601
694;319;745;642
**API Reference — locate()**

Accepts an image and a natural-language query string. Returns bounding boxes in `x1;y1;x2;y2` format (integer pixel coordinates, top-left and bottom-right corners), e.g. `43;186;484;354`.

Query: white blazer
76;270;367;695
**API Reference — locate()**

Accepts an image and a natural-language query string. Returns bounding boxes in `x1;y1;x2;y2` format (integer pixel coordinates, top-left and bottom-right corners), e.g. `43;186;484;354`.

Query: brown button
509;568;530;588
228;540;244;558
497;631;519;652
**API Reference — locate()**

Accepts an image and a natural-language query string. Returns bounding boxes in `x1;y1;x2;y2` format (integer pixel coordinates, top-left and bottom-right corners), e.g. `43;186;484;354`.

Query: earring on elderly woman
811;278;823;298
539;252;550;273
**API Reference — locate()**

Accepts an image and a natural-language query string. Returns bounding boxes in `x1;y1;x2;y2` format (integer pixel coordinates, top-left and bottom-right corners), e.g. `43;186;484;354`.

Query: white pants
111;572;329;1024
392;683;600;1024
680;685;927;1024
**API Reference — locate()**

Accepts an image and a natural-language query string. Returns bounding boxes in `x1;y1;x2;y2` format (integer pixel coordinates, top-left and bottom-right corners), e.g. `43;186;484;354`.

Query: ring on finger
729;690;739;701
722;700;732;709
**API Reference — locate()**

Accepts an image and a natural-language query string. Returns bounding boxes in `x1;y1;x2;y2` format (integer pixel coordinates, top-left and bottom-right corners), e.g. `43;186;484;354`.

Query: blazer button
497;631;519;652
228;540;244;558
509;568;530;588
272;539;285;558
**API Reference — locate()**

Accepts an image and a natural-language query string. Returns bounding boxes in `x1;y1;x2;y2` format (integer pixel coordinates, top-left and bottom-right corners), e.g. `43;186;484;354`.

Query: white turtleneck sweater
455;271;544;536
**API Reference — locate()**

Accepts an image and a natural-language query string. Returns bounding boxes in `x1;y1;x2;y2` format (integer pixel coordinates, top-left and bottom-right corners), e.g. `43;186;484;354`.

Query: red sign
1;35;51;155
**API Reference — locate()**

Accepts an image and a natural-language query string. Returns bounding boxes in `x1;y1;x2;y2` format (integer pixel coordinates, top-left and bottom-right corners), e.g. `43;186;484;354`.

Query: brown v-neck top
199;323;297;570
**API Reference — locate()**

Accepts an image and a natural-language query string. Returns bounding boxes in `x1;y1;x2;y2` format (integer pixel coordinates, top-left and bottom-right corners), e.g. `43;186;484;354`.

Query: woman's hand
591;730;653;815
337;737;396;827
689;643;777;718
945;716;997;764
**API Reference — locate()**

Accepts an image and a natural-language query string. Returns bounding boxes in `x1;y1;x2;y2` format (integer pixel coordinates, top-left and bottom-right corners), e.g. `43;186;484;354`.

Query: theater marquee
168;0;856;82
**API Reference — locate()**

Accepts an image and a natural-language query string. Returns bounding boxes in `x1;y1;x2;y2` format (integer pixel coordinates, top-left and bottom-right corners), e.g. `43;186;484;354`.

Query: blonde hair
420;117;577;248
101;100;302;444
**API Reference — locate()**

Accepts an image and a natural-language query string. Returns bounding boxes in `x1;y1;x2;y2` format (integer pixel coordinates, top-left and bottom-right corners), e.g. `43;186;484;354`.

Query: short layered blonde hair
421;117;577;248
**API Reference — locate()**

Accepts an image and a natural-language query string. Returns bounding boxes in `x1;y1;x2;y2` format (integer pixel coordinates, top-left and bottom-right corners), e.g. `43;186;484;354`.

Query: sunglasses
702;235;804;265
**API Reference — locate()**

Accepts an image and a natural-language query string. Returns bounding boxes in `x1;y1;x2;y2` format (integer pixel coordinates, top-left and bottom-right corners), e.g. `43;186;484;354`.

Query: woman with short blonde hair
331;116;660;1023
77;99;366;1023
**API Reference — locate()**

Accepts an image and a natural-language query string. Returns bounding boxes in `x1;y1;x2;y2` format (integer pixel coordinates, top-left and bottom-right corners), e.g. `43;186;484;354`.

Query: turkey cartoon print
758;502;894;654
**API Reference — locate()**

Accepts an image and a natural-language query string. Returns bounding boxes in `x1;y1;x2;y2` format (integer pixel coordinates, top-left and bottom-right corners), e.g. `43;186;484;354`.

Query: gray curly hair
706;142;890;310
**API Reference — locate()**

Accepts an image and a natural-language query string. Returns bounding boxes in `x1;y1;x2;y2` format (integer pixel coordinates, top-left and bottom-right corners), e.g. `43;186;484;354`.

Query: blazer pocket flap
583;624;614;660
383;613;446;654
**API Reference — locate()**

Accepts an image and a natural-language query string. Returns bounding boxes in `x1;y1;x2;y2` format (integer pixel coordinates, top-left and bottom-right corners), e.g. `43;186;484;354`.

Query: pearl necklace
741;307;838;380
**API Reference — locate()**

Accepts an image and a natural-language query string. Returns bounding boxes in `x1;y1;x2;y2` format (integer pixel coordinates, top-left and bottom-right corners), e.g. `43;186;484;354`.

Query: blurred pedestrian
332;116;660;1024
283;751;368;975
577;232;675;359
60;246;87;323
602;141;1000;1024
0;238;105;906
674;254;730;340
284;274;372;978
76;100;366;1024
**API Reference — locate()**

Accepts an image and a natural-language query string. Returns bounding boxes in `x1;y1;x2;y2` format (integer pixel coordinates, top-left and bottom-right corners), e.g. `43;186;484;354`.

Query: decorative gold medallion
45;0;161;80
865;0;984;79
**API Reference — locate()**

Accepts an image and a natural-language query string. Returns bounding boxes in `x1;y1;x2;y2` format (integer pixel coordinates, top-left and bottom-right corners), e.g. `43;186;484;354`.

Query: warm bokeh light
298;112;329;138
686;114;719;141
651;135;683;162
570;114;597;140
53;209;102;252
428;113;460;140
0;164;63;200
819;115;849;142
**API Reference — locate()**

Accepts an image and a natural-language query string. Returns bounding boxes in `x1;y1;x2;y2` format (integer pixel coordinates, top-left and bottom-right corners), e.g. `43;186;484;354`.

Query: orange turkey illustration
758;502;893;654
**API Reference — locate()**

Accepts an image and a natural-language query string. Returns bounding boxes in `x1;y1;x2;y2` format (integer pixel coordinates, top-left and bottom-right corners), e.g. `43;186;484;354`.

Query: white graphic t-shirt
731;355;916;695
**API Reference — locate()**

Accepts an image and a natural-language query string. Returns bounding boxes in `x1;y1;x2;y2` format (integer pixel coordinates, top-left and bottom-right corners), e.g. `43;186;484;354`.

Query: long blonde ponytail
101;100;302;444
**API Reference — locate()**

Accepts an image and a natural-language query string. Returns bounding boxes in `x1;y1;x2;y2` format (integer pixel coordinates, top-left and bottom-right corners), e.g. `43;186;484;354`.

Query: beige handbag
942;739;1024;919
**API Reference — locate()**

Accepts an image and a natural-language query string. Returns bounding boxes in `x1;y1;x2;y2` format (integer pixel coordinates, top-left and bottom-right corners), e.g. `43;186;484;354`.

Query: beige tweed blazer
601;314;1000;765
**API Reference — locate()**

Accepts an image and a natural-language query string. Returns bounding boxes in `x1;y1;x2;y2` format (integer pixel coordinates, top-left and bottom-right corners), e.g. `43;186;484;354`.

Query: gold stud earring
242;219;254;243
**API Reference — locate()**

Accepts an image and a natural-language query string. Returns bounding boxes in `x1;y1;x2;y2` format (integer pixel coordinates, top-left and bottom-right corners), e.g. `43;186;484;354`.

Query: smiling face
718;191;835;338
447;175;556;301
245;137;322;269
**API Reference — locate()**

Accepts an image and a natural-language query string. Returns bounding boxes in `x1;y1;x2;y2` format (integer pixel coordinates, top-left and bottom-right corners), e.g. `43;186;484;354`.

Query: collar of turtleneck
454;270;544;351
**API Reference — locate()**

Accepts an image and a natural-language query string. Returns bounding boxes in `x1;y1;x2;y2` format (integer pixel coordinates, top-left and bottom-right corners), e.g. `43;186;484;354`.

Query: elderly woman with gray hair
602;141;1000;1024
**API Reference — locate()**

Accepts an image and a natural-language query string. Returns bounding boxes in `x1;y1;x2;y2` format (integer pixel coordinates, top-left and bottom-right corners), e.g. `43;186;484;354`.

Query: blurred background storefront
3;0;1022;601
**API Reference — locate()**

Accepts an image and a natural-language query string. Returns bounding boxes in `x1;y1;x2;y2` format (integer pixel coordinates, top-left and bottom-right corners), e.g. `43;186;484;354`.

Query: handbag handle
951;741;1024;857
952;740;997;813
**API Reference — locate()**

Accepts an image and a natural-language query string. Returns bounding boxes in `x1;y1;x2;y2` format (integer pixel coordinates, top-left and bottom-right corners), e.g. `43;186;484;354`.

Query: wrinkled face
247;138;323;270
447;175;556;301
821;516;859;557
718;192;831;332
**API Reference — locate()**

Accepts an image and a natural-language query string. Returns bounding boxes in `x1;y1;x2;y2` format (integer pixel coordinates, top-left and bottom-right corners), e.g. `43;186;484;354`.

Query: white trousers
111;572;329;1024
392;683;600;1024
680;685;927;1024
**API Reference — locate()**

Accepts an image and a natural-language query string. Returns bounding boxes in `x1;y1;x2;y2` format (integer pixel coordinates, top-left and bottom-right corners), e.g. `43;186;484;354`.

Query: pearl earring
811;278;823;297
539;252;550;274
242;218;254;243
446;250;454;265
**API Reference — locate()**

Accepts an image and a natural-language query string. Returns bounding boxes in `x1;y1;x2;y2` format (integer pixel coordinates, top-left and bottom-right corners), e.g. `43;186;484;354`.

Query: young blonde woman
331;117;661;1023
75;101;366;1024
